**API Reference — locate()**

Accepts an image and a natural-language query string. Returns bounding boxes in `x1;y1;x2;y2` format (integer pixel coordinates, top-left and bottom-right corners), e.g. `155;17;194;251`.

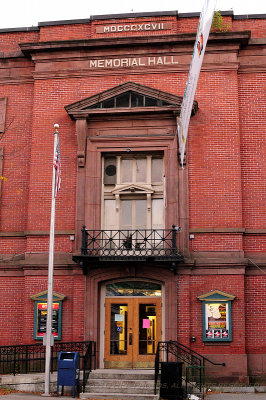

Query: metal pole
43;124;59;396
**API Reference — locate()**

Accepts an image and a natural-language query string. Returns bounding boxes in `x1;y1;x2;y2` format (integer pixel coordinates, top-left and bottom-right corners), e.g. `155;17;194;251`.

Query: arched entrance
101;280;163;369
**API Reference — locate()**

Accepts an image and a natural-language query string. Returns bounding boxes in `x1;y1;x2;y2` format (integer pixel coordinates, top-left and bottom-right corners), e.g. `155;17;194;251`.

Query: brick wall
39;24;91;41
0;274;85;345
0;13;265;378
0;31;39;52
0;84;34;233
233;19;266;38
245;276;266;354
0;277;24;344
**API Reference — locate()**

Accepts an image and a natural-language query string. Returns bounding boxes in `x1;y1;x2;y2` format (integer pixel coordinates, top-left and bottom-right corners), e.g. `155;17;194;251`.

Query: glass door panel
104;297;161;369
104;299;133;369
132;297;161;368
139;304;157;355
110;304;128;355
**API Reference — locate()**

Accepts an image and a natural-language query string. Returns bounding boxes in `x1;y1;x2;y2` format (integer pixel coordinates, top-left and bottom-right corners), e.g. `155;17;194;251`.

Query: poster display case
31;291;66;341
198;290;236;342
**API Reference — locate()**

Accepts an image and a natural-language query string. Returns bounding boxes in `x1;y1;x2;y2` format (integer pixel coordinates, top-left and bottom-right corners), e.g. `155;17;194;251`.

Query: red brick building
0;10;265;383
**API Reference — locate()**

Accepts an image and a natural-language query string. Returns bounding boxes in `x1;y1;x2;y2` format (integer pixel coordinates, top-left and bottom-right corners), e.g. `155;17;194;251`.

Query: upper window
104;155;163;185
88;91;172;109
102;154;164;233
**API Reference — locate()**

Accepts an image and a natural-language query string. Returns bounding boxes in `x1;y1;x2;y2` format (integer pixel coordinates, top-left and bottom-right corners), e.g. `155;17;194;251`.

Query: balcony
73;226;183;273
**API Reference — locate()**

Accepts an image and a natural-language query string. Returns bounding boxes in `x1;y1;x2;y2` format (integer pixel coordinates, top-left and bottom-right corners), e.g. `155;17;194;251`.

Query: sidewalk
0;394;76;399
206;395;266;400
0;393;266;400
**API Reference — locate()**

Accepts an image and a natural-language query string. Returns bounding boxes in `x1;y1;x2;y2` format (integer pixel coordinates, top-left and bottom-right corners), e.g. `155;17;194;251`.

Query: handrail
0;341;96;381
154;341;202;394
168;340;226;367
154;340;226;396
82;341;96;392
154;344;160;394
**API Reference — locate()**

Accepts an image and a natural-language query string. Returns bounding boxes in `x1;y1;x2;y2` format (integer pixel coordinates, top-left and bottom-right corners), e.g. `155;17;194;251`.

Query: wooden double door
104;297;162;368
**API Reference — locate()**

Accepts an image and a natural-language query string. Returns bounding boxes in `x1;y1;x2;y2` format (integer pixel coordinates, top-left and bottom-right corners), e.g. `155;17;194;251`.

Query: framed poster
204;302;231;341
198;290;235;342
31;291;66;341
35;302;61;339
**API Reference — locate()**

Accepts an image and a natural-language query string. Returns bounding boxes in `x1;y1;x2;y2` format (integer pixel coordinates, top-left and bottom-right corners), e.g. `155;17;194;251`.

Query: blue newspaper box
57;351;80;397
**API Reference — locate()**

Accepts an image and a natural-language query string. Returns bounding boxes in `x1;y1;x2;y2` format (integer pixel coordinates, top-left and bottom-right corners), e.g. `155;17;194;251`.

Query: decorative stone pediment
197;290;236;302
65;81;199;168
112;183;154;195
65;81;199;118
30;290;66;301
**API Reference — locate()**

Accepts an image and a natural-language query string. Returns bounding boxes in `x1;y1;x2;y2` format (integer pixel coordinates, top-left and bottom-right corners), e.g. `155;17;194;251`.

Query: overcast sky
1;0;265;29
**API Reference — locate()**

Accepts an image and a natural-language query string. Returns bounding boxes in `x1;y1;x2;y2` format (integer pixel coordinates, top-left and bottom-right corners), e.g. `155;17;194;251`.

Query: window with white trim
102;154;164;232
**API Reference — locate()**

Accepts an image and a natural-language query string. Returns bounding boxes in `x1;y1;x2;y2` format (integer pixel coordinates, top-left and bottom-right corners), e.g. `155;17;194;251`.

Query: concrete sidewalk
0;393;266;400
206;395;266;399
0;394;76;399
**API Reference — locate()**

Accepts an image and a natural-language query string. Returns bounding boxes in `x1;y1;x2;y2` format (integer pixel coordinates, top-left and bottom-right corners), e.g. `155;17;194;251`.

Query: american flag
53;137;61;197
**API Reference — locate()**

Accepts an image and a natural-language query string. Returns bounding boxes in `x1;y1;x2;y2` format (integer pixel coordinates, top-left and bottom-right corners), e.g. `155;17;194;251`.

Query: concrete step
82;369;159;400
85;385;154;394
89;369;154;380
86;378;154;388
80;393;159;400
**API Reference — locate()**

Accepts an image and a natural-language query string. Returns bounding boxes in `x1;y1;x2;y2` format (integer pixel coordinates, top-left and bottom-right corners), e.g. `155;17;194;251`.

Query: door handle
129;333;132;345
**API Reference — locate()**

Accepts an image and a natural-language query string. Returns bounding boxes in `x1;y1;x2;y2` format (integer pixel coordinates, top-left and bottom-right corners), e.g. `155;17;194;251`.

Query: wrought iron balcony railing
80;225;183;261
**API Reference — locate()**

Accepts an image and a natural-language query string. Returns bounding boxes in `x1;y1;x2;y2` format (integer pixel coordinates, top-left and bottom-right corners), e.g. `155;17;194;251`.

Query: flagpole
43;124;59;396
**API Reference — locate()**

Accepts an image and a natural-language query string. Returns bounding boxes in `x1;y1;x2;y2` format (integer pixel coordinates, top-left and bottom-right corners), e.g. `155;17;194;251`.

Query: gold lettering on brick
131;58;138;66
121;59;129;67
163;57;171;65
97;60;105;67
90;60;97;68
171;56;179;64
113;59;121;67
87;56;179;69
95;22;172;34
148;57;156;65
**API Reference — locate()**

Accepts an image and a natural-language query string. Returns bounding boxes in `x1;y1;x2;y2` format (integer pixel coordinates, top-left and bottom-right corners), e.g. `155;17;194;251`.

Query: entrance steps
80;369;160;400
